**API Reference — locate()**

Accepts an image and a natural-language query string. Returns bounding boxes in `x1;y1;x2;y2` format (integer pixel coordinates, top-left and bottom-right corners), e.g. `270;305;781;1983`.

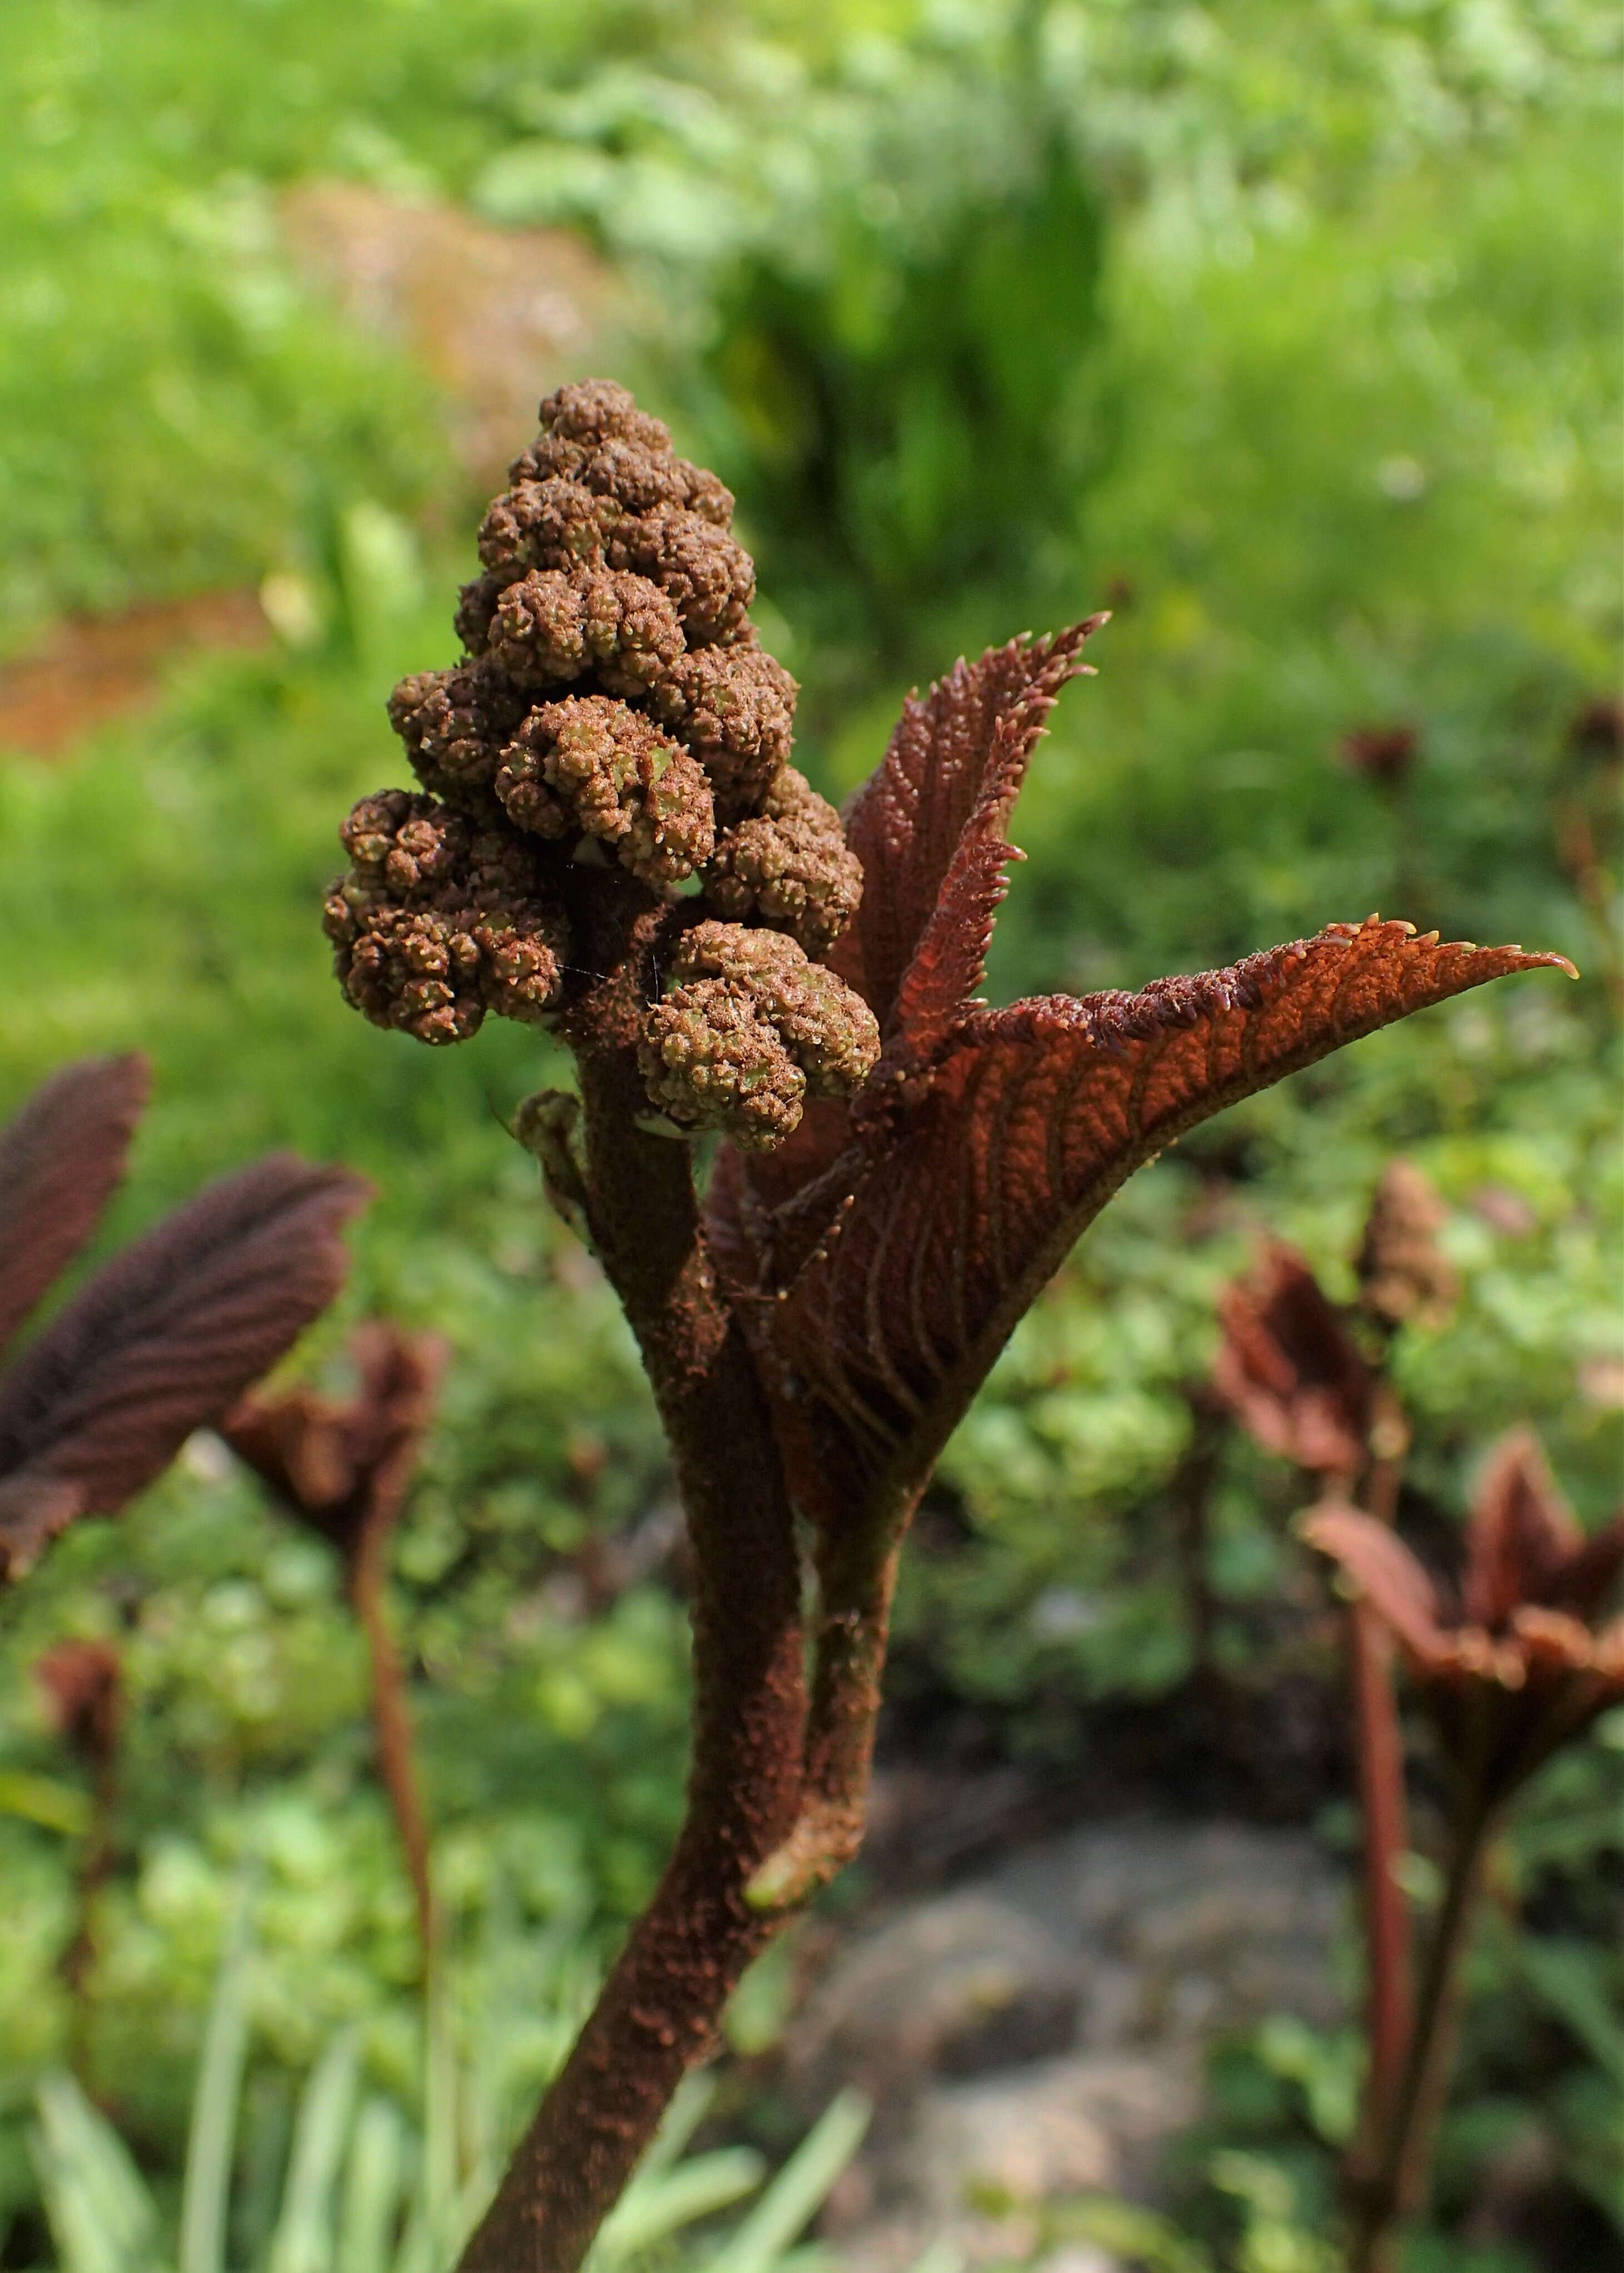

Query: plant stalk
349;1521;437;1967
1346;1797;1494;2272
62;1745;117;2077
1346;1603;1412;2163
751;1519;905;1910
457;917;808;2273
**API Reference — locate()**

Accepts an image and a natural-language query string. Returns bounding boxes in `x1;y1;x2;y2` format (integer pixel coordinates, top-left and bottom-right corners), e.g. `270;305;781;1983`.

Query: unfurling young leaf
223;1321;448;1580
1304;1436;1624;1805
1215;1242;1375;1478
831;621;1106;1060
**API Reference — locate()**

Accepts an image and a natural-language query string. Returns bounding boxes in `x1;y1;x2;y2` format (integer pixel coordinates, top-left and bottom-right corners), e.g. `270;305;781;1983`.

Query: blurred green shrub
26;1902;872;2273
0;0;1618;2260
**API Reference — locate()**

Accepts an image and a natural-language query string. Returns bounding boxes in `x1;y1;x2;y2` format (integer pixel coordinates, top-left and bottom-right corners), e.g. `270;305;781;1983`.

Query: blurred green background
1;1;1620;2266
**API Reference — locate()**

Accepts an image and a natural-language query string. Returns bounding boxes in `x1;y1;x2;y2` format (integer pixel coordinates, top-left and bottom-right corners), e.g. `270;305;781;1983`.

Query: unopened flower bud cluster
327;381;876;1147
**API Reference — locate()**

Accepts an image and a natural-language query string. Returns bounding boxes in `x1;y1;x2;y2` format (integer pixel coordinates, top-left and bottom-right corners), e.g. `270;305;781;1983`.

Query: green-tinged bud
605;512;754;649
478;477;623;576
639;921;880;1150
639;981;807;1152
703;765;863;956
497;696;715;889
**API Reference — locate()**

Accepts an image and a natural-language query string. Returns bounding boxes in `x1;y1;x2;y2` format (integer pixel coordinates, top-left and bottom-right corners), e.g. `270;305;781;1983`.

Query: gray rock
910;2053;1198;2208
787;1888;1083;2099
784;1814;1347;2272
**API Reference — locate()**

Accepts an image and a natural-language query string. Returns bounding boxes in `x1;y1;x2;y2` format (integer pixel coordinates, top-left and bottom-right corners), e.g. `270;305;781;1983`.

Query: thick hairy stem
751;1518;906;1910
1347;1801;1494;2272
1346;1604;1413;2171
349;1524;437;1969
459;931;806;2273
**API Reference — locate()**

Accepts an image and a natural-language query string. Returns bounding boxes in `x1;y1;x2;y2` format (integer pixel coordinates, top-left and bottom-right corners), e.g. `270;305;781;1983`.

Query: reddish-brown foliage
223;1321;447;1577
33;1638;124;1771
0;1055;149;1359
0;1059;368;1582
225;1322;448;1959
325;387;1577;2273
1305;1435;1624;1801
720;916;1562;1518
1213;1241;1376;1477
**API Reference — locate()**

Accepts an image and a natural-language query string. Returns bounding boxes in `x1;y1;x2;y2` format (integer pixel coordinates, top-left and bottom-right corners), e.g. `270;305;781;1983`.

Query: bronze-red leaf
831;622;1105;1042
1548;1513;1624;1624
710;626;1104;1308
223;1320;448;1573
756;920;1573;1515
1213;1243;1374;1477
33;1637;124;1766
0;1055;150;1362
1300;1503;1456;1672
1462;1429;1584;1628
0;1154;370;1580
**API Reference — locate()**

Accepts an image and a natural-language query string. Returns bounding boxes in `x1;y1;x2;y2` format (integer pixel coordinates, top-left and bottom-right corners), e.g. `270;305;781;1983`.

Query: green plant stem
1347;1798;1495;2273
458;896;808;2273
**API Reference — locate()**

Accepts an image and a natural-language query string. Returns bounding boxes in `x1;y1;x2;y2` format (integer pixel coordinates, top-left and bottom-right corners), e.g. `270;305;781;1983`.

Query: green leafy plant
26;1914;872;2273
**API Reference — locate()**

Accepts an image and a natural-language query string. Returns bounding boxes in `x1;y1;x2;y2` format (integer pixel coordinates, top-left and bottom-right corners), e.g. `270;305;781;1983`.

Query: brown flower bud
536;378;673;453
608;511;754;649
387;660;526;809
487;567;684;698
325;791;569;1044
454;571;506;657
478;478;623;576
338;382;803;1075
703;765;863;955
650;644;798;819
511;430;734;527
1356;1159;1458;1332
497;695;715;888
